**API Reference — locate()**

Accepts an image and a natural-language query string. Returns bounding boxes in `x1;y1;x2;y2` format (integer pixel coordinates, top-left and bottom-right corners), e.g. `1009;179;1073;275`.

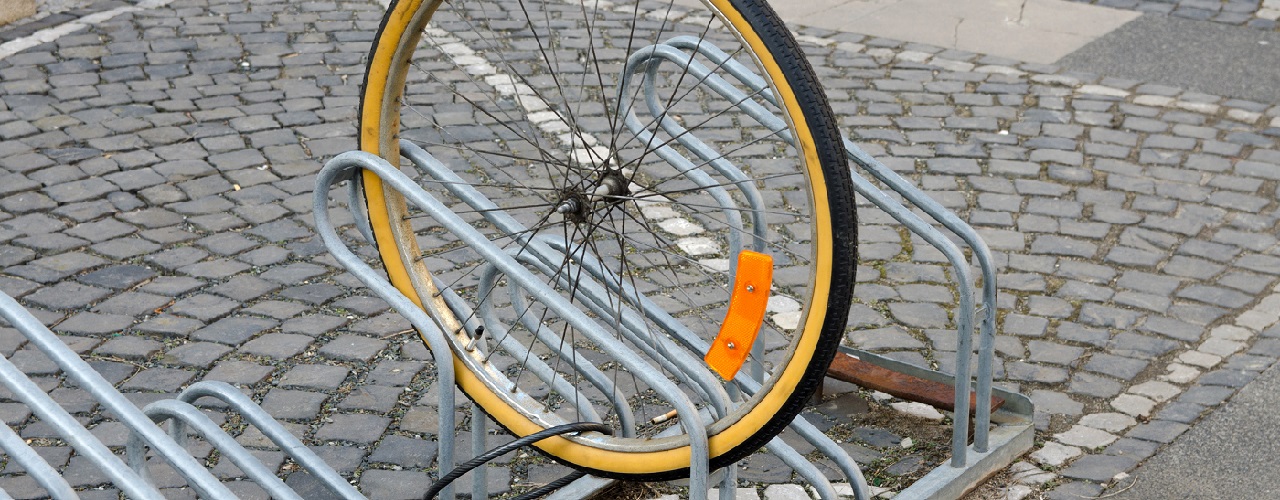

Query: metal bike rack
318;143;869;500
0;35;1030;500
615;36;1033;498
314;36;1031;500
0;291;366;500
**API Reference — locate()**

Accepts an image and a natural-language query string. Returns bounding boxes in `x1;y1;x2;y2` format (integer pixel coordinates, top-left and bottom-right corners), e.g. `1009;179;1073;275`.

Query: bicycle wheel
359;0;855;480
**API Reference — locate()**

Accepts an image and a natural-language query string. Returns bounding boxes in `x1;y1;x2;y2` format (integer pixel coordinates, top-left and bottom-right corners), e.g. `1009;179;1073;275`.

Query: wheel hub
554;169;631;223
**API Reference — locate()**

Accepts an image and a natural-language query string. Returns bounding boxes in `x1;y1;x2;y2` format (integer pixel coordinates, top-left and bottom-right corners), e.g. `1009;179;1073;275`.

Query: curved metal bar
345;173;377;246
621;43;780;386
474;264;606;426
615;47;748;276
316;159;460;499
529;139;877;497
536;236;717;362
652;36;999;461
137;399;301;500
516;235;743;497
664;36;766;90
321;151;712;492
843;139;1000;452
500;273;640;436
533;234;784;403
0;411;78;499
522;236;733;418
405;139;714;435
537;236;858;497
636;49;761;256
396;140;731;423
626;42;771;257
788;417;871;500
0;293;225;500
645;36;791;388
846;164;978;466
173;381;365;499
763;435;839;500
437;280;636;433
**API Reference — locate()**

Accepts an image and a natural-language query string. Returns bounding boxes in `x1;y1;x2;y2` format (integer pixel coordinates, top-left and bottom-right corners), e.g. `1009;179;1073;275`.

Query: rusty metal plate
825;352;1004;415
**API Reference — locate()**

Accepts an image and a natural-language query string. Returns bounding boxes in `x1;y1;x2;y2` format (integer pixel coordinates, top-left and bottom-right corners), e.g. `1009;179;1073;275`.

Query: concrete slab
1059;13;1280;103
746;0;1140;64
0;0;36;27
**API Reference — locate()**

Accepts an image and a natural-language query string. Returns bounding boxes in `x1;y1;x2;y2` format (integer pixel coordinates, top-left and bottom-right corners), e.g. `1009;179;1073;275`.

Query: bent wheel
359;0;856;480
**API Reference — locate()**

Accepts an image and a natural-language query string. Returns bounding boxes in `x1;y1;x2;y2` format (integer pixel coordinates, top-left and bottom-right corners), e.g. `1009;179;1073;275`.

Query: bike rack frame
0;291;365;500
314;34;1031;499
611;36;1033;498
0;36;1029;500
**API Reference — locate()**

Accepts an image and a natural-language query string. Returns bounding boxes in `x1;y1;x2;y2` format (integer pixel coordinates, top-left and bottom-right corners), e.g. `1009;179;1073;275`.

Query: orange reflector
704;250;773;380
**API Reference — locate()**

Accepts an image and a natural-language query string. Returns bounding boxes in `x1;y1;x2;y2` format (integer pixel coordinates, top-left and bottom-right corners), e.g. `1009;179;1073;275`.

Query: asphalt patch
1058;14;1280;104
1108;361;1280;499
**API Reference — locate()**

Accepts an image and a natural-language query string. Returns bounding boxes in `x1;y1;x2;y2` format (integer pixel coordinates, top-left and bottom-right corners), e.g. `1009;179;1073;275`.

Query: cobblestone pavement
0;0;1279;499
1064;0;1280;30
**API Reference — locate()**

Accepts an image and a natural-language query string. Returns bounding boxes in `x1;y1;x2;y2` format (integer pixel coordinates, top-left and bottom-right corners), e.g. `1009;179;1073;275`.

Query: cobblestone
1125;420;1190;443
93;336;162;360
315;414;391;445
278;364;349;391
357;469;431;499
239;333;312;359
1128;381;1182;402
119;367;193;392
261;389;327;421
317;335;386;363
1055;425;1119;449
1059;454;1137;482
1111;394;1158;418
204;360;273;386
0;1;1277;498
190;317;275;345
162;341;231;368
1031;441;1082;467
